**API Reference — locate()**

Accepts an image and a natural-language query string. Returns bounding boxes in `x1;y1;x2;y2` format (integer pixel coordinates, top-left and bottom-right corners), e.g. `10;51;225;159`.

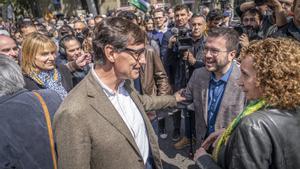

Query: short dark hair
93;17;146;64
152;8;166;16
174;4;190;13
206;9;223;22
241;8;263;22
58;24;75;39
207;27;239;51
116;11;138;22
18;20;34;32
60;35;79;50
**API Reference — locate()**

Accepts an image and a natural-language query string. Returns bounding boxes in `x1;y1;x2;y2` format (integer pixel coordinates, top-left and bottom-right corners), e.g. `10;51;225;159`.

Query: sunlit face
0;37;19;62
191;16;206;38
153;11;166;28
21;26;37;37
292;0;300;27
175;9;189;27
64;39;82;61
113;43;146;80
279;0;294;15
204;36;234;74
74;22;85;34
238;56;262;100
88;19;96;28
35;48;56;71
145;19;154;32
168;8;174;19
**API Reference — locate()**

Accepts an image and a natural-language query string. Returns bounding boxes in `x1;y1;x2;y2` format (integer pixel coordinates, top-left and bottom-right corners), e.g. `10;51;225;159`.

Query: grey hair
0;54;25;97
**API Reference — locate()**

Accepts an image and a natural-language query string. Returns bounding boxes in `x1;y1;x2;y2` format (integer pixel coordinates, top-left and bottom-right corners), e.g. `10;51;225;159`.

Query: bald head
0;35;19;63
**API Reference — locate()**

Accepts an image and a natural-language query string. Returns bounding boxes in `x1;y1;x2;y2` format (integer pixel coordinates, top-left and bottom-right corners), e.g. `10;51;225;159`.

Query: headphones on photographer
58;34;78;56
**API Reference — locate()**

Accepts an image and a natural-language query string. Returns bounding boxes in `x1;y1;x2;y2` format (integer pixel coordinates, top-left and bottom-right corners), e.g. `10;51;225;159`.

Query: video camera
234;25;260;41
171;27;193;52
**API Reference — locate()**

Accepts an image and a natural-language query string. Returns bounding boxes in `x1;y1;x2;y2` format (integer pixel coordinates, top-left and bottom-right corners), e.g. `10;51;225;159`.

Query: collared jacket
196;108;300;169
272;20;300;42
54;71;178;169
161;29;206;90
140;44;171;96
180;62;246;144
0;89;62;169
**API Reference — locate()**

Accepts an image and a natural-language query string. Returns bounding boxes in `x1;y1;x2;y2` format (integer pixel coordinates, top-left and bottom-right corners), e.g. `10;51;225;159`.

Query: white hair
0;55;25;97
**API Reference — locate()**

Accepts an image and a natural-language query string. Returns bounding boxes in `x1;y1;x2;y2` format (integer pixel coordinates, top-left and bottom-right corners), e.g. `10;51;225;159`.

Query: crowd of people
0;0;300;169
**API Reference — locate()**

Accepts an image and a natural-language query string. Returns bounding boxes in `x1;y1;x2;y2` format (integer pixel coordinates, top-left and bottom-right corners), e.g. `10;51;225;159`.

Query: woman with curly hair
194;38;300;169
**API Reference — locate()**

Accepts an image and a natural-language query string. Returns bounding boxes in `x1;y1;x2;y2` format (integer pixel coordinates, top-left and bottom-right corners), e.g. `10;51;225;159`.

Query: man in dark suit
54;17;185;169
181;27;246;147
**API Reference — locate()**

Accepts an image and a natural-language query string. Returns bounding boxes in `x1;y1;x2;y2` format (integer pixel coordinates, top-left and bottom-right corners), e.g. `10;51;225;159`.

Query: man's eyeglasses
203;47;228;56
118;47;146;63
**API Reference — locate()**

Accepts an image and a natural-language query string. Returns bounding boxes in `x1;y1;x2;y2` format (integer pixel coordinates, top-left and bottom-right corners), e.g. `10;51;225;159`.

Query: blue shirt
207;63;234;135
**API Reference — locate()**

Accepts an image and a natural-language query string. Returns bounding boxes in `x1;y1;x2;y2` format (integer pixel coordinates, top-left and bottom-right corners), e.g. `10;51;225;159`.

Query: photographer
236;8;265;48
73;20;87;44
236;0;288;32
161;4;192;142
174;14;207;150
272;0;300;41
56;35;91;86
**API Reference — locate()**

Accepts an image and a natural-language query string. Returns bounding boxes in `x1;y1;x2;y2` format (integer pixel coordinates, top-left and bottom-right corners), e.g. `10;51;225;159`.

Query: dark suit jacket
182;62;246;144
53;70;177;169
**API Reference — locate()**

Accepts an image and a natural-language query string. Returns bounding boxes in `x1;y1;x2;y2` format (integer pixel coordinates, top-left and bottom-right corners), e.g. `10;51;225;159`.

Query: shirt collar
91;66;125;97
211;62;234;83
155;25;168;33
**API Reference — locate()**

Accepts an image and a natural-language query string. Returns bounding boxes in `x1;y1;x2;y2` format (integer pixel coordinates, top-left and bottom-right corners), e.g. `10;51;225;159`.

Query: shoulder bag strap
33;91;58;169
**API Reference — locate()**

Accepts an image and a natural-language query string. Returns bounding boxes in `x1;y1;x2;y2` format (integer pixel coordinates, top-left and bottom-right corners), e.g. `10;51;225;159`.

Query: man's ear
228;50;237;61
104;44;116;63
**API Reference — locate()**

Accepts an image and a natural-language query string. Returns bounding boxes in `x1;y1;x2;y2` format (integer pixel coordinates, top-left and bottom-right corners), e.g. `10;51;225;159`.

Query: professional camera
234;25;260;41
171;27;193;52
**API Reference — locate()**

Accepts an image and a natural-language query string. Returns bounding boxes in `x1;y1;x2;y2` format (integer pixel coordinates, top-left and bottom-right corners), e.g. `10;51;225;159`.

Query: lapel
124;81;161;168
200;70;210;125
215;63;240;128
85;72;142;158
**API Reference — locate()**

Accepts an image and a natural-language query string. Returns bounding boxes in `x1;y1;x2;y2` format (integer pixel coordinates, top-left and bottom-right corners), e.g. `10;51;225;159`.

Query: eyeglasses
203;47;228;56
118;47;146;63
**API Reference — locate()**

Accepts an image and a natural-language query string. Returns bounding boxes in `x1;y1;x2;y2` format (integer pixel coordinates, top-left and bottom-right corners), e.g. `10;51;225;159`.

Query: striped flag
129;0;150;13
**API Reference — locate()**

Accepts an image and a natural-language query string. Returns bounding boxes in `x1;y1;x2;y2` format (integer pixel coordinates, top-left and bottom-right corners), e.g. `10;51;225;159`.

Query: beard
242;25;260;40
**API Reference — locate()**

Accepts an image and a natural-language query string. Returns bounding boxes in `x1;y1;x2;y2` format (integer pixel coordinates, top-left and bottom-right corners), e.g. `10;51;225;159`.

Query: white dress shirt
91;67;150;164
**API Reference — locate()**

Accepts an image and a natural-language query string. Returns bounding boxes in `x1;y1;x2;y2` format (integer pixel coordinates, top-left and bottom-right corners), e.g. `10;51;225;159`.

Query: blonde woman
22;32;73;98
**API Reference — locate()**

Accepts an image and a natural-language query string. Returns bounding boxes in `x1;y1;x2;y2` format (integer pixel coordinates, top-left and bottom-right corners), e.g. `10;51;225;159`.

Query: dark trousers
184;110;195;139
172;110;181;132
